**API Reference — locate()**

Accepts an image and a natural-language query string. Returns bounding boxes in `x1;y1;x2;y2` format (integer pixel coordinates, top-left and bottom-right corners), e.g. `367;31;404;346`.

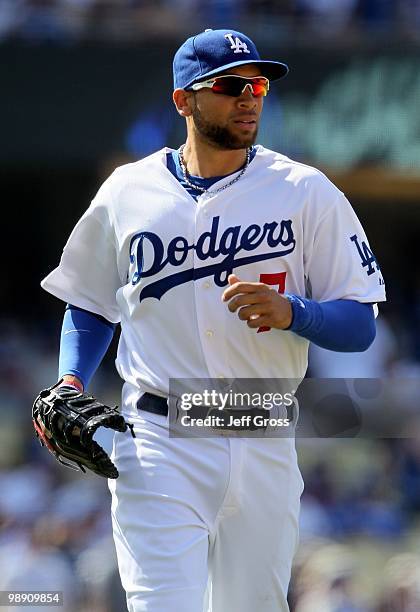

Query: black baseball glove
32;380;135;478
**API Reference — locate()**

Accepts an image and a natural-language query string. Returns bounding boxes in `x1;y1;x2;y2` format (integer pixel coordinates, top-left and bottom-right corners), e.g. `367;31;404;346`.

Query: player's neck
181;138;248;178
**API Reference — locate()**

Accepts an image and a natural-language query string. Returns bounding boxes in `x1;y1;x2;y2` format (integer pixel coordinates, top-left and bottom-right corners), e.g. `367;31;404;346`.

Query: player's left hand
222;274;293;330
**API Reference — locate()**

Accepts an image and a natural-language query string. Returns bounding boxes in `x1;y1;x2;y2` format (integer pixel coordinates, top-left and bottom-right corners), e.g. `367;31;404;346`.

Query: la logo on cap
224;33;250;54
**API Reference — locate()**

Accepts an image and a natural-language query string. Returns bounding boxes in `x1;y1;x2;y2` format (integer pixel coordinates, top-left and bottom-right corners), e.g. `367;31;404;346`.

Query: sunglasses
190;75;270;98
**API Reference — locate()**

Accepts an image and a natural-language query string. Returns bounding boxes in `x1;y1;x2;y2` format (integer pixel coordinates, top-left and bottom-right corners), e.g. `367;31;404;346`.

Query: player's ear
173;88;194;117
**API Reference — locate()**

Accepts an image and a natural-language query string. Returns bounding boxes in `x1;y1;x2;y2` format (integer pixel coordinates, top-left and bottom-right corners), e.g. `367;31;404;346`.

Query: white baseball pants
108;411;303;612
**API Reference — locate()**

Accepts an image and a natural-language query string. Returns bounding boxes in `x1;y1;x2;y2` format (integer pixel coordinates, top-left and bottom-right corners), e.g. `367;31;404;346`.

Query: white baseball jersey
41;145;386;612
42;145;386;408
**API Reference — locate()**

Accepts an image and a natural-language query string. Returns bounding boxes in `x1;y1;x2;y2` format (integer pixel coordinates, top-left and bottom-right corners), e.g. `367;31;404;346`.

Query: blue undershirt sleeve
285;296;376;352
58;304;116;389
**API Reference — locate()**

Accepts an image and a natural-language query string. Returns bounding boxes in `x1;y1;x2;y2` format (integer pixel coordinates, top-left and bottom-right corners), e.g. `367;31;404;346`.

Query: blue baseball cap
173;28;289;90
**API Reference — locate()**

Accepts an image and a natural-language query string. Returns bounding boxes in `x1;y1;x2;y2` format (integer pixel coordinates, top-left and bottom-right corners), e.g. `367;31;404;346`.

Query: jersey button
203;281;210;289
206;330;214;337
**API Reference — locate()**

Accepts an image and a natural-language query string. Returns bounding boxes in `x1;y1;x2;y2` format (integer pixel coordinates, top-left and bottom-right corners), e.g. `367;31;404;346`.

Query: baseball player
35;29;386;612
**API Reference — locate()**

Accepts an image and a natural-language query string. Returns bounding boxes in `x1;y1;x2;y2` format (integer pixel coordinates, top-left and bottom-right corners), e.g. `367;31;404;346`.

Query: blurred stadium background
1;1;420;610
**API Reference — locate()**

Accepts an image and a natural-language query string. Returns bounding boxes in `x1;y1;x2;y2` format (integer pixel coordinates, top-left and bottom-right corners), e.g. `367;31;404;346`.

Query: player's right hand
32;380;135;478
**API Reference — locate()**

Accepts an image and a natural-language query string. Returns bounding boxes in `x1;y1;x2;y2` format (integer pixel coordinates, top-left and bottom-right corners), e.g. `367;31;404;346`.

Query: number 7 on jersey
258;272;287;333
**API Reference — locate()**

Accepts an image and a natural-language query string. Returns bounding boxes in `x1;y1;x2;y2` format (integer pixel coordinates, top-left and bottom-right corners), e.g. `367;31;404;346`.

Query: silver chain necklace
178;145;251;195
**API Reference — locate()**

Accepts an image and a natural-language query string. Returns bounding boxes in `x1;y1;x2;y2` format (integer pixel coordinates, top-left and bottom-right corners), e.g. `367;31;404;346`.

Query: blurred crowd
1;307;420;610
1;0;420;44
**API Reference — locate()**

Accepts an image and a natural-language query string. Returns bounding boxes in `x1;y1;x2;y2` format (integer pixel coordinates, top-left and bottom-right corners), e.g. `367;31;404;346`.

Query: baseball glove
32;380;135;478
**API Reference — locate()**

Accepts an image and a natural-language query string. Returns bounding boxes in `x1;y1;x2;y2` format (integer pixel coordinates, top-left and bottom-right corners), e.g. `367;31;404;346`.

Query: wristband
58;377;84;393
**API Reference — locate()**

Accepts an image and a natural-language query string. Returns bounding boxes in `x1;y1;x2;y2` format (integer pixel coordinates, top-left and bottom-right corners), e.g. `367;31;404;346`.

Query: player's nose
237;86;258;108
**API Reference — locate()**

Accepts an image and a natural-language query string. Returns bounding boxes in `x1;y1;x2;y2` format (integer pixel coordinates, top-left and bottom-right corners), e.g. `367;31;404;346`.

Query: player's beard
192;106;258;150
